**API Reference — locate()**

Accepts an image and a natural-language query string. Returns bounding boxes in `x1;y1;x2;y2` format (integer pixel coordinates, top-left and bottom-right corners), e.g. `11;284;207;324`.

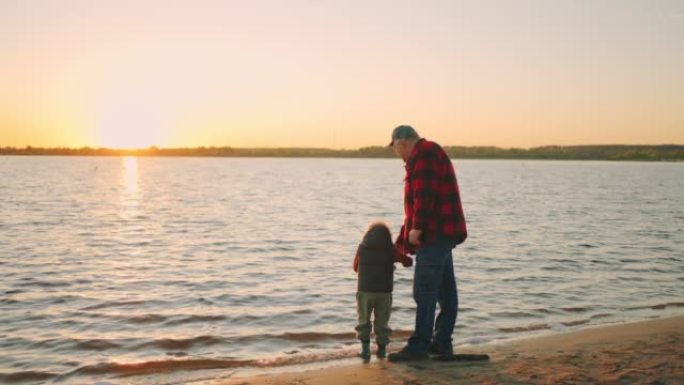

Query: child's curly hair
364;221;394;249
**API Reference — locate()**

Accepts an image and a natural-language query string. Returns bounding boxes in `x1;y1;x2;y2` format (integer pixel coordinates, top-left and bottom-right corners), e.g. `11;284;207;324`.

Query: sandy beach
213;316;684;385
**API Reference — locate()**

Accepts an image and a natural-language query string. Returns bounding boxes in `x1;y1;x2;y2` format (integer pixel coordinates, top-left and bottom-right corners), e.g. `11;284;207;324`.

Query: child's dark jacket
353;226;412;293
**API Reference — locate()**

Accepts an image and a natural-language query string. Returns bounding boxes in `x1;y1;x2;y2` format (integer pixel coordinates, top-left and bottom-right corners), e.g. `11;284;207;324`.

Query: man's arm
395;225;417;254
395;225;406;248
353;245;361;272
410;152;439;242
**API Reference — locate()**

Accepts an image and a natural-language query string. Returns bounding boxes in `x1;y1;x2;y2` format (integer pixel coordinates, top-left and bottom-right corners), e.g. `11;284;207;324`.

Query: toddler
353;222;412;362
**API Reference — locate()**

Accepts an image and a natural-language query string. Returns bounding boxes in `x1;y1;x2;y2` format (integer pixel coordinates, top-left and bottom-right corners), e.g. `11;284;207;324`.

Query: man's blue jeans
406;241;458;354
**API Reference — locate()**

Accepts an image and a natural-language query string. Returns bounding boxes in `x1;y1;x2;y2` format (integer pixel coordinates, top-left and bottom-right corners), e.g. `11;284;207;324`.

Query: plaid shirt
396;139;467;254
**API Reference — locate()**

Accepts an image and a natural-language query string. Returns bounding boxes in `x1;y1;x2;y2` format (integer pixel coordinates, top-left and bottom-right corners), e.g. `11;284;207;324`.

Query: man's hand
401;257;413;268
408;229;422;246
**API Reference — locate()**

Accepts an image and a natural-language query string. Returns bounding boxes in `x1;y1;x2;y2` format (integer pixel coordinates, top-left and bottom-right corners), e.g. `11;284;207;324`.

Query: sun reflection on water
120;156;141;222
122;156;139;194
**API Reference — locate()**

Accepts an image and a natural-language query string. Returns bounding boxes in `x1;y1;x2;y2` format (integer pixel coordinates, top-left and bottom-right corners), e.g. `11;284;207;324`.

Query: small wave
226;314;262;324
619;258;639;263
499;323;551;333
80;300;149;311
214;293;270;303
61;349;365;380
126;314;169;324
648;246;675;253
628;302;684;311
489;310;540;319
653;302;684;309
577;243;598;248
529;292;557;298
0;370;57;383
498;318;590;333
562;319;590;327
618;275;647;282
621;267;672;274
540;264;578;272
253;332;356;343
253;349;359;366
50;295;83;305
16;280;71;288
561;306;593;313
4;336;51;349
75;339;123;351
231;329;412;345
164;315;227;326
462;335;490;345
22;337;123;352
209;241;229;247
501;276;559;283
551;323;569;332
134;336;223;350
590;313;613;320
64;358;256;378
0;298;20;305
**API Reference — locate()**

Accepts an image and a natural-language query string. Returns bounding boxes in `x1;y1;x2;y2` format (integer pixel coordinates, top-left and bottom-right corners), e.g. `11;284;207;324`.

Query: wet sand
214;315;683;385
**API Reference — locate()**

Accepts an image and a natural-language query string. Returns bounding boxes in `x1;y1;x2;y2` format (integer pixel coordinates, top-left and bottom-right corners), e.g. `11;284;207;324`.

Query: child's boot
376;344;387;359
359;340;371;363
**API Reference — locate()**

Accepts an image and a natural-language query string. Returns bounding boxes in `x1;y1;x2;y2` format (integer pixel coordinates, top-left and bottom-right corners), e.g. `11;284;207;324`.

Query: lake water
1;156;683;384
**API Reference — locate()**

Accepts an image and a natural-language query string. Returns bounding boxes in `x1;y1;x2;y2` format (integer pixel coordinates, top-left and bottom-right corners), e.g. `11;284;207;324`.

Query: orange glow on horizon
98;130;160;149
1;2;682;149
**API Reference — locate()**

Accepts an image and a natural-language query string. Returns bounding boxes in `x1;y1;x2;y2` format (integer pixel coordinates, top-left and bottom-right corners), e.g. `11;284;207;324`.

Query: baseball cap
389;125;419;146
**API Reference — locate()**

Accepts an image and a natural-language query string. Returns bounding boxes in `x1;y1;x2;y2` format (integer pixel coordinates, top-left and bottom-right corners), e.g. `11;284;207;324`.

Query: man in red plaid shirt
387;125;467;362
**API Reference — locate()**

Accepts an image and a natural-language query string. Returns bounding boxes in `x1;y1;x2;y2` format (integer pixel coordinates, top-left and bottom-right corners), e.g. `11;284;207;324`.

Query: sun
99;128;159;149
96;106;166;149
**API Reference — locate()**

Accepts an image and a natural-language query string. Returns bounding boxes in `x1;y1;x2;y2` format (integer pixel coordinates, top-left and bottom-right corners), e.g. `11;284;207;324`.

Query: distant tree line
1;144;682;161
442;145;684;161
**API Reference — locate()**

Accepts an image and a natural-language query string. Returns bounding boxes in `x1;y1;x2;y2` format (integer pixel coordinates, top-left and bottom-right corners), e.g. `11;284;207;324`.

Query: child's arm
393;245;413;267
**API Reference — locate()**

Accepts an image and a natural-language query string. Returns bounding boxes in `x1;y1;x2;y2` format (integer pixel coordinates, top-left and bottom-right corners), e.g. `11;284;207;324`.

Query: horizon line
2;143;683;151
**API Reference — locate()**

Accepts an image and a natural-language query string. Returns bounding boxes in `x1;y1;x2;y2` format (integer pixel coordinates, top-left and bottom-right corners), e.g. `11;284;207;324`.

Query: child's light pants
355;291;392;345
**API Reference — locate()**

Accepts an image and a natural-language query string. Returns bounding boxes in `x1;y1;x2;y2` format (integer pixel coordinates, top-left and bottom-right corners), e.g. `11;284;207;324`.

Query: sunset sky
1;0;682;149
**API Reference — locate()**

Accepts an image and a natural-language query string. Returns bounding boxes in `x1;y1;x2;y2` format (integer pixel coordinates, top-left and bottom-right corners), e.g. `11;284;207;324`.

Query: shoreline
2;155;683;163
204;315;684;385
2;143;683;161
